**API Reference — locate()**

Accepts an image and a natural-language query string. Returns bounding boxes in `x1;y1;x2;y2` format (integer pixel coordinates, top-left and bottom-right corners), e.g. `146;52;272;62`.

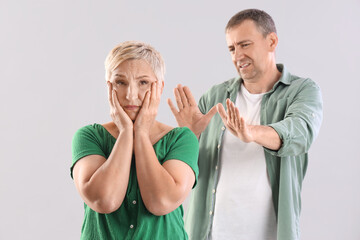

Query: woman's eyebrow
136;75;151;79
114;73;126;78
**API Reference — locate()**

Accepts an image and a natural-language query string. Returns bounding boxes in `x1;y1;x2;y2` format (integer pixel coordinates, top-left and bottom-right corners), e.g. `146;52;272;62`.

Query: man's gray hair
226;9;277;37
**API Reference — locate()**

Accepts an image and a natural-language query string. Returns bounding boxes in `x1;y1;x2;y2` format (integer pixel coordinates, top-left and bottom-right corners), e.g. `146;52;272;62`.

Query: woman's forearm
80;129;133;213
134;131;192;216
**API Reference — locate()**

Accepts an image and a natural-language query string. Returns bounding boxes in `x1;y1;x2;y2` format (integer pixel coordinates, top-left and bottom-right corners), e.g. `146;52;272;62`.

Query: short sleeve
163;128;199;187
70;125;106;178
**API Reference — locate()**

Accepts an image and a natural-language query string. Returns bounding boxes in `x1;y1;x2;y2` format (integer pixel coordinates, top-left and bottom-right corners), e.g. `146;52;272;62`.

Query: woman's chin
126;111;138;121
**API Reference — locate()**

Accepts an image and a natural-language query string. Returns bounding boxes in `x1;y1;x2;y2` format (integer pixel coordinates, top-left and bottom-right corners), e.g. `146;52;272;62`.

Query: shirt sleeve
163;127;199;187
70;125;106;178
266;79;323;157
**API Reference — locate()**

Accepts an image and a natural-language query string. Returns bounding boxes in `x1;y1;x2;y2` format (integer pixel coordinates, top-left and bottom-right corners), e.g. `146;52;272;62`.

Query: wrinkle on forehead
111;59;157;82
225;20;263;46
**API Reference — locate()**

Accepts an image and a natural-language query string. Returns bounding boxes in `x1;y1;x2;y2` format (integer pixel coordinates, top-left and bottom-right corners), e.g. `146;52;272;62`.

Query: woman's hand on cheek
108;82;133;132
134;81;161;135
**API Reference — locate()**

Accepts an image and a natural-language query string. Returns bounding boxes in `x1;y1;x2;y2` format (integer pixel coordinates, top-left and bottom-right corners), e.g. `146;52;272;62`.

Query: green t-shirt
71;124;199;240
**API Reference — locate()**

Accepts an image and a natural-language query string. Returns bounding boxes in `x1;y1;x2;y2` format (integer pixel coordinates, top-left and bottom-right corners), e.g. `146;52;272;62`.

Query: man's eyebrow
228;40;251;48
236;40;251;45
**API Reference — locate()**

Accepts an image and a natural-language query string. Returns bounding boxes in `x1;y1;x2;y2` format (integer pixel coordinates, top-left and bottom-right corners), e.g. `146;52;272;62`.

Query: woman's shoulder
73;123;113;140
157;124;197;143
75;123;101;133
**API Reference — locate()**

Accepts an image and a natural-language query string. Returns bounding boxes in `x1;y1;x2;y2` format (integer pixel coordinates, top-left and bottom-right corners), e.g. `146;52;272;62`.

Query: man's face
225;20;275;83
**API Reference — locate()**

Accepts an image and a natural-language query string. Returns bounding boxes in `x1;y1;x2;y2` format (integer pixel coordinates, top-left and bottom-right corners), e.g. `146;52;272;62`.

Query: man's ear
267;32;278;52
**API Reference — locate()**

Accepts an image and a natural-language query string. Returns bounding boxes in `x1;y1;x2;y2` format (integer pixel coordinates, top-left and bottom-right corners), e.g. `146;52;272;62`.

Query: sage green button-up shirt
184;64;323;240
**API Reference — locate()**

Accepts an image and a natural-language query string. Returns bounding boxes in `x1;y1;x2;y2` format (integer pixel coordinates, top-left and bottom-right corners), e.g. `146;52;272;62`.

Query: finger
112;89;122;111
157;80;162;100
240;117;246;130
226;99;233;124
112;89;117;108
174;88;184;109
183;86;197;106
177;85;189;107
235;107;241;129
229;101;237;125
216;103;228;124
205;105;218;121
112;89;126;118
167;98;179;115
226;99;231;116
142;90;151;109
150;82;156;104
108;82;114;107
152;81;161;107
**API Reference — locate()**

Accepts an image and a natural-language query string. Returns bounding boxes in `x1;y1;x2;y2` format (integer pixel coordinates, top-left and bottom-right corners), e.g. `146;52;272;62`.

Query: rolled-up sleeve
266;79;323;157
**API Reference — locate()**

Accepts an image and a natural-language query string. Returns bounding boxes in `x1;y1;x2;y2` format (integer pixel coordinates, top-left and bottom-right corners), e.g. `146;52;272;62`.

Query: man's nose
234;47;243;61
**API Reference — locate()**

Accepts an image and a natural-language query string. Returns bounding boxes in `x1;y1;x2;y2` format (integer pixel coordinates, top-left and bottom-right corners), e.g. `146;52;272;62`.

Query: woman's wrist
134;128;150;138
117;127;134;139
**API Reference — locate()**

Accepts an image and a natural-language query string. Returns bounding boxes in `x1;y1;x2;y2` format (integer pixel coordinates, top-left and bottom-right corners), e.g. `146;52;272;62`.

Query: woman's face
109;59;160;120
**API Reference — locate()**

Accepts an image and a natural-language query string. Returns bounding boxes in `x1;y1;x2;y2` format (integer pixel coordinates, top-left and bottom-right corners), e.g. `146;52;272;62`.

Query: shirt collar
275;64;291;86
226;63;291;93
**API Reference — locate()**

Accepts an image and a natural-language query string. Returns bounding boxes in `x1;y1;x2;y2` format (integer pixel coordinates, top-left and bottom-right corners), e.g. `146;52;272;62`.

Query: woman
70;41;199;239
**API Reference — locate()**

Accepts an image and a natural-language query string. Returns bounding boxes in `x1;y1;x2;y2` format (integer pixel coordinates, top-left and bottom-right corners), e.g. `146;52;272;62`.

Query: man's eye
229;48;235;53
241;43;250;48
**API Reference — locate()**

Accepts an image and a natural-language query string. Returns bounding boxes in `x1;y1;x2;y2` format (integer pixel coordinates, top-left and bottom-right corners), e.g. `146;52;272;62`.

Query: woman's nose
126;85;138;100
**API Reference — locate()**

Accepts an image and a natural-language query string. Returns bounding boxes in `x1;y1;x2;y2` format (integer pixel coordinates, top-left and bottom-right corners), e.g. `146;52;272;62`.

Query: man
167;9;323;240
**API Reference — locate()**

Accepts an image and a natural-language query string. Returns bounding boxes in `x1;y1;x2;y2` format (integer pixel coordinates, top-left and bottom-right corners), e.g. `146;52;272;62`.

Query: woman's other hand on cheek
108;81;133;132
134;81;161;135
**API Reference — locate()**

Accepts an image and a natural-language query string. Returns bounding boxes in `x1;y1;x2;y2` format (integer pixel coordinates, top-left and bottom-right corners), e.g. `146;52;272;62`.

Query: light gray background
1;0;359;239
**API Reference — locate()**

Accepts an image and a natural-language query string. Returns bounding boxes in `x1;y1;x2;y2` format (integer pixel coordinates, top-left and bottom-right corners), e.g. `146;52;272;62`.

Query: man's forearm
251;125;282;150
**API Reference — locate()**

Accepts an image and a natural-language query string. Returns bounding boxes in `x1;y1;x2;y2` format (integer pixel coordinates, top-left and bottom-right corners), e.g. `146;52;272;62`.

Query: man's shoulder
287;75;321;93
202;77;238;98
278;65;321;92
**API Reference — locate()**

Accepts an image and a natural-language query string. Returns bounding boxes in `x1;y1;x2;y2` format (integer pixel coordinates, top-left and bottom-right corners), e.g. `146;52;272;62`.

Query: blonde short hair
104;41;165;82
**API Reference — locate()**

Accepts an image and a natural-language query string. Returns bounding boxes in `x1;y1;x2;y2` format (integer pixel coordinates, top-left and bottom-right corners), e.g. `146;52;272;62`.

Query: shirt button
221;126;225;131
215;165;218;170
212;189;216;193
209;211;213;215
217;144;221;149
311;113;315;118
132;200;137;204
130;224;134;229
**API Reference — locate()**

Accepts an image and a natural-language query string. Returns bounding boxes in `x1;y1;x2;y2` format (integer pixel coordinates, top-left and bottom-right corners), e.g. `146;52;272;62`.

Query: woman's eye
116;81;126;85
140;80;149;85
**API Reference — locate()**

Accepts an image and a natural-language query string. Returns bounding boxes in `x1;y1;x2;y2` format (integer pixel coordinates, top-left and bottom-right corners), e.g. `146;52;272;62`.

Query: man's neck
243;64;281;94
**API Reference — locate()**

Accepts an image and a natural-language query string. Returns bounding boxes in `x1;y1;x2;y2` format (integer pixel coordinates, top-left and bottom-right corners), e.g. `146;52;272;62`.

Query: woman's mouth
124;105;140;111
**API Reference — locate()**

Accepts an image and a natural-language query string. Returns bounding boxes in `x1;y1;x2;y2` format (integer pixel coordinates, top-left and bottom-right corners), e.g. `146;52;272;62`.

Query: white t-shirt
212;84;277;240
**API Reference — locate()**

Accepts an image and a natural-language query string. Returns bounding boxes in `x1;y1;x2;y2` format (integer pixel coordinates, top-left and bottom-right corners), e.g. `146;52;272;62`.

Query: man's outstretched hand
216;99;254;143
167;84;217;138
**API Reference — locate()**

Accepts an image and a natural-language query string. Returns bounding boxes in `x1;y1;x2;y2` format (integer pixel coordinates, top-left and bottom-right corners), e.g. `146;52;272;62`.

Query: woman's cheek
139;89;149;101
